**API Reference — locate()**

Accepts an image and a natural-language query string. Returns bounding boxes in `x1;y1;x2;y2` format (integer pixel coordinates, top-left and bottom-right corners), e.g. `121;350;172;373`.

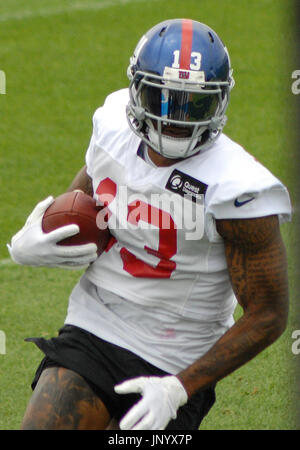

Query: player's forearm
67;165;93;196
176;305;287;398
177;216;287;398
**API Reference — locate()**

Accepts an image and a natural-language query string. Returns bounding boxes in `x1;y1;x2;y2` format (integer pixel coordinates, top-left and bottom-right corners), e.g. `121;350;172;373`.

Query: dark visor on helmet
140;84;220;122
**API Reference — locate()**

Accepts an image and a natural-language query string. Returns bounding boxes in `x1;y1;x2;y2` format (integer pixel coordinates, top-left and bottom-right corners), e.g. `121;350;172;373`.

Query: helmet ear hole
208;31;214;43
159;26;167;37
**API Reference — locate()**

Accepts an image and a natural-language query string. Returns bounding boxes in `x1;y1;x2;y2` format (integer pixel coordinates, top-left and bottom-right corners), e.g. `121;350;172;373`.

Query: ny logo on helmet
179;71;190;80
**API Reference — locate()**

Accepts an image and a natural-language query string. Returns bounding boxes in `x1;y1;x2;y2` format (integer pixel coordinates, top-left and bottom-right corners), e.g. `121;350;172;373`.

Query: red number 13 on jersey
96;177;177;278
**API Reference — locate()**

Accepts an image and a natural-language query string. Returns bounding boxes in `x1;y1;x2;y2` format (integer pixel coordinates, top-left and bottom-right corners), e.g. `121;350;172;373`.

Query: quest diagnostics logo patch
166;169;208;202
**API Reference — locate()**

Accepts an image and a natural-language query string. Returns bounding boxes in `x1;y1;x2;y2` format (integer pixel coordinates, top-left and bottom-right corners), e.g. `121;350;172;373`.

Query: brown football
42;191;111;256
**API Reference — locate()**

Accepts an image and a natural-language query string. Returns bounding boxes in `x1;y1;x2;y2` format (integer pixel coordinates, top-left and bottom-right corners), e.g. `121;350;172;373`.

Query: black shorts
27;324;215;430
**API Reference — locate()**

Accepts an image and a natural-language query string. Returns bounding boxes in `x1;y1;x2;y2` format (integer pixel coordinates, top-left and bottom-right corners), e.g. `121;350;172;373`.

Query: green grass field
0;0;299;430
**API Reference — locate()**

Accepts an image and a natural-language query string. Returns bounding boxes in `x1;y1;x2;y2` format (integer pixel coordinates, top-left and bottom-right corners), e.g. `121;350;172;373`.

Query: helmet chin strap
147;128;196;158
147;124;206;159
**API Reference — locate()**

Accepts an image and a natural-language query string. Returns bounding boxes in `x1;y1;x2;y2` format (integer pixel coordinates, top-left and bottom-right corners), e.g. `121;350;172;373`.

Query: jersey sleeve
204;151;292;242
207;181;291;220
85;107;103;179
85;89;130;178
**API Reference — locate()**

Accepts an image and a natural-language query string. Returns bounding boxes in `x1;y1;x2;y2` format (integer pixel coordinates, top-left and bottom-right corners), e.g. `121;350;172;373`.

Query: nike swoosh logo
234;196;255;207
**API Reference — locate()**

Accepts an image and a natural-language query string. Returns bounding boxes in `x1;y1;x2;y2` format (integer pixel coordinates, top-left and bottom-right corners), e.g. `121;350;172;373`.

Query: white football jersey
65;88;292;374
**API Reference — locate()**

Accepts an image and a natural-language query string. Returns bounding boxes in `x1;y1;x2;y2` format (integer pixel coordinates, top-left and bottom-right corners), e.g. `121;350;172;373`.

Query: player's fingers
114;377;146;395
27;196;55;224
60;254;98;266
54;252;97;268
45;224;80;242
51;254;97;267
53;263;90;271
119;401;149;430
131;411;154;430
55;243;98;258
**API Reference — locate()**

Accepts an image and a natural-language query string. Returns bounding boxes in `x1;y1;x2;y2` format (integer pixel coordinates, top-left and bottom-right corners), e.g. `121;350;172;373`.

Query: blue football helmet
126;19;234;159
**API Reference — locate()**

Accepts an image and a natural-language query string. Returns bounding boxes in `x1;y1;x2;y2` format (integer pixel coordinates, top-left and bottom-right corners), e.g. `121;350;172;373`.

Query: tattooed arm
177;214;289;398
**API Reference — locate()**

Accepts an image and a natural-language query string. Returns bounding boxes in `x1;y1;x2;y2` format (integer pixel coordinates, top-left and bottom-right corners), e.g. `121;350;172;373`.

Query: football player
8;19;291;430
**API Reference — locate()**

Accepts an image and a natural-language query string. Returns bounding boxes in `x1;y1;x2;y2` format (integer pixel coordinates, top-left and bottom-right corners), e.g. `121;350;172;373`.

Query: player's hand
7;196;98;269
114;375;188;430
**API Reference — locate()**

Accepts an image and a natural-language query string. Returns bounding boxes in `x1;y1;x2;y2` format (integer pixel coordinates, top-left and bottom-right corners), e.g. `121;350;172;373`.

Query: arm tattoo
177;215;289;397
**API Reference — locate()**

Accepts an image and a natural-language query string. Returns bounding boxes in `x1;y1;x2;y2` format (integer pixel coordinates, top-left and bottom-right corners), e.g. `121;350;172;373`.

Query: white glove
7;196;98;270
114;375;188;430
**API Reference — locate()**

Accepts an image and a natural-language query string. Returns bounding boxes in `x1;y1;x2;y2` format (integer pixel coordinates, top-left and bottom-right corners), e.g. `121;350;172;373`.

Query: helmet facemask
127;68;233;159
